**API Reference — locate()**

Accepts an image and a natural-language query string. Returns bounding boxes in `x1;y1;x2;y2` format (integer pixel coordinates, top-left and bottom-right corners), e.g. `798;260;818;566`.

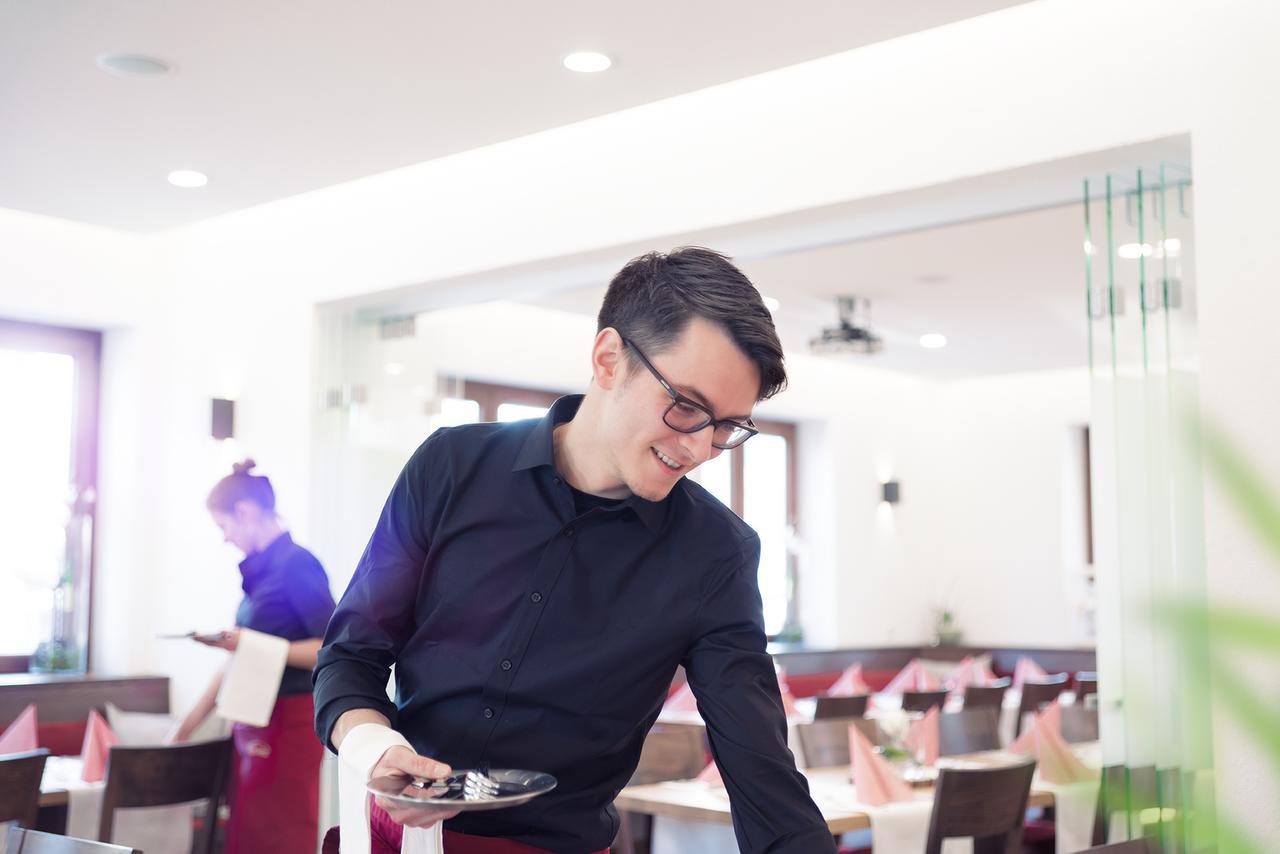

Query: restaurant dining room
2;3;1278;854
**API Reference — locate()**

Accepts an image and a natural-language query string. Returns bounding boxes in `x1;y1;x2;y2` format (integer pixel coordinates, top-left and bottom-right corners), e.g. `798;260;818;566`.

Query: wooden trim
0;674;169;722
461;380;565;422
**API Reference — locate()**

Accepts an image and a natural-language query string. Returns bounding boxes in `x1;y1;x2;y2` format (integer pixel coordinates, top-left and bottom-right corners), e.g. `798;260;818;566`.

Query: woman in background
172;459;336;854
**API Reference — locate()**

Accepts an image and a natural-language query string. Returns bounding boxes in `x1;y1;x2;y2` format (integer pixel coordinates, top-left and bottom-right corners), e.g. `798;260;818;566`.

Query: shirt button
530;592;542;603
483;707;494;719
501;659;513;671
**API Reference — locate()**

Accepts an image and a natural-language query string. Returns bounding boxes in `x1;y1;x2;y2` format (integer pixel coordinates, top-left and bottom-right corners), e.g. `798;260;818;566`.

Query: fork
463;764;500;800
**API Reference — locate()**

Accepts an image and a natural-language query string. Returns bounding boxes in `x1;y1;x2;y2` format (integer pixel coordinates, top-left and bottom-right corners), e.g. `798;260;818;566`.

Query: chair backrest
1092;764;1161;846
630;725;707;785
99;736;232;853
1075;671;1099;698
1060;704;1100;744
813;694;868;720
925;759;1037;854
962;679;1010;711
1016;674;1070;736
0;749;49;828
1080;841;1154;853
938;708;1000;756
795;717;883;768
902;690;949;714
6;825;140;853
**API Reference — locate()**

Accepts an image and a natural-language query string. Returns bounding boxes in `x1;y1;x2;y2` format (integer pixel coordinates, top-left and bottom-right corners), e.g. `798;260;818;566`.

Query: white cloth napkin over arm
338;723;442;854
215;628;289;726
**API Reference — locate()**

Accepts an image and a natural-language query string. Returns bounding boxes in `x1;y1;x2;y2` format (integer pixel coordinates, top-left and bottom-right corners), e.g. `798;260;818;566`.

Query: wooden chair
938;708;1000;756
98;736;232;854
1015;674;1069;737
1092;764;1162;846
1075;671;1099;699
615;725;708;854
5;826;140;853
0;748;49;829
962;678;1010;712
813;694;868;720
796;718;883;768
1060;704;1100;744
1080;841;1154;853
925;759;1036;854
902;689;948;714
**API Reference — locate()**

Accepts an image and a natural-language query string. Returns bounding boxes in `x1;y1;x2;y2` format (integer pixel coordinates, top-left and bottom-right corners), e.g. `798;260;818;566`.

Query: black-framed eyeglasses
622;337;759;450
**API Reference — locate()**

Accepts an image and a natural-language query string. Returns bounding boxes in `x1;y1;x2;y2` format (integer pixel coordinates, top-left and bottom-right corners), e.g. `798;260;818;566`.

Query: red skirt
315;802;608;853
225;692;324;854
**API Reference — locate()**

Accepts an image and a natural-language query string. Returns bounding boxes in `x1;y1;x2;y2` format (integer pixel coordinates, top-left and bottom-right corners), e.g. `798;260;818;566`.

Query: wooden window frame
0;318;102;674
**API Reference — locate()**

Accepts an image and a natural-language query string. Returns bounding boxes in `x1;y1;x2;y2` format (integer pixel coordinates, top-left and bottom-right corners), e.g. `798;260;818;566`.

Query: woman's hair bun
232;458;257;476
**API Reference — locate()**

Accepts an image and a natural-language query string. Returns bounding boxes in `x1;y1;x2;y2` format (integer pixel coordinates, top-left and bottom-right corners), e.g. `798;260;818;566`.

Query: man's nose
675;426;716;466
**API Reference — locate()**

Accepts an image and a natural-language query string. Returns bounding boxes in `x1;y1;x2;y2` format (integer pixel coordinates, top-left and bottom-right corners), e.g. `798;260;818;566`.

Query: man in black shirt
315;247;835;853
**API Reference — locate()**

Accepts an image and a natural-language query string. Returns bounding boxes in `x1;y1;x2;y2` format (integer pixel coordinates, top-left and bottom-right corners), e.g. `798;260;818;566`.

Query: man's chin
629;477;679;503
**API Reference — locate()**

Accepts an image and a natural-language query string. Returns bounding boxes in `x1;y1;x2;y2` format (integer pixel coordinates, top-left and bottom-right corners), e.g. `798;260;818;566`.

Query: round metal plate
367;769;557;813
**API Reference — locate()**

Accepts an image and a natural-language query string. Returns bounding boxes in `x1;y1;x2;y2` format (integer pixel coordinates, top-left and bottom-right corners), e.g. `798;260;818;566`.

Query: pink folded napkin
0;703;38;754
1012;656;1048;690
694;760;723;785
776;667;800;719
1008;700;1092;784
849;722;914;806
883;658;941;695
663;682;699;713
905;706;940;767
81;708;119;783
947;656;978;694
827;663;871;697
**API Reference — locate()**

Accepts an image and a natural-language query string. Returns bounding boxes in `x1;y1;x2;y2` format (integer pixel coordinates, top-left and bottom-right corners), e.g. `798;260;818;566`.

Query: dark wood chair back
629;724;707;785
925;759;1036;854
902;689;948;714
1075;671;1098;698
1080;841;1154;853
813;694;868;720
1092;764;1161;846
98;736;232;853
962;679;1010;711
1016;673;1069;737
938;708;1001;756
795;718;882;768
0;748;49;828
5;826;140;853
1060;704;1100;744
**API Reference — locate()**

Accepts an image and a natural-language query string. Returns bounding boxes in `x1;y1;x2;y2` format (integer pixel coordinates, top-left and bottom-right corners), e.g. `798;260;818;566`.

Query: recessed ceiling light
97;54;171;77
763;296;781;312
919;333;948;349
167;170;208;188
563;51;612;73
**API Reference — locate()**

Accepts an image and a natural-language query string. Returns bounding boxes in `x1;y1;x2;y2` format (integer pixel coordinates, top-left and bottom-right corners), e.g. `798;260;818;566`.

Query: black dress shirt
314;396;834;853
236;532;336;696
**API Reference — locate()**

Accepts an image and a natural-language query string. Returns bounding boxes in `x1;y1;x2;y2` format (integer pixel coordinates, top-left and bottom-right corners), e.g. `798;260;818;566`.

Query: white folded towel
339;723;443;854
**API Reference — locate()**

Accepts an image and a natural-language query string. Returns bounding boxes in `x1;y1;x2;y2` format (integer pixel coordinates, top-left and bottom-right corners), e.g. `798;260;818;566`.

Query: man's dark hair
597;247;787;401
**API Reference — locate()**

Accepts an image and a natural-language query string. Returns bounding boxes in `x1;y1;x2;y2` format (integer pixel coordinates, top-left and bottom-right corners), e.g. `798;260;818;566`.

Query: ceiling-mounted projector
809;296;883;355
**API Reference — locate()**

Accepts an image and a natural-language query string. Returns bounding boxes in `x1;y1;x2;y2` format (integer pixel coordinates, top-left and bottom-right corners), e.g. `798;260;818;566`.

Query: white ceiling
1;0;1027;233
529;203;1093;379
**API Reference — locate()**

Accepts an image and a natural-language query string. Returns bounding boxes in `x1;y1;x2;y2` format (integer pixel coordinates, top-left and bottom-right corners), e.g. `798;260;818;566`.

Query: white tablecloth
41;755;193;854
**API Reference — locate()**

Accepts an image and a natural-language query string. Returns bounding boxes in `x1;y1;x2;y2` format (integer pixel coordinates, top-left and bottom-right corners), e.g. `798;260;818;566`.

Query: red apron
315;802;609;854
226;692;324;854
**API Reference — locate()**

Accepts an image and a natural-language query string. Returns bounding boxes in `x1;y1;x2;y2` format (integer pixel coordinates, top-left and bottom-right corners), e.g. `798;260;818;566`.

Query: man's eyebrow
674;382;752;422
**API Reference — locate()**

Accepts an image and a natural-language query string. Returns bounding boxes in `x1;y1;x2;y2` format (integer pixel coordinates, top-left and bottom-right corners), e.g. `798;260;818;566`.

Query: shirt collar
239;531;293;593
513;394;668;534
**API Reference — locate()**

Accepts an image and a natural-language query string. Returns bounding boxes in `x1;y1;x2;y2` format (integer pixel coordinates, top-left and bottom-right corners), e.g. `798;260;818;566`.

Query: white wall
3;0;1277;835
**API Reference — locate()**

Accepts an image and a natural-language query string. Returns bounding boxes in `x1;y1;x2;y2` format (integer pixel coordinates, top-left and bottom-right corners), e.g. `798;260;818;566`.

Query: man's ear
592;328;627;391
232;499;257;524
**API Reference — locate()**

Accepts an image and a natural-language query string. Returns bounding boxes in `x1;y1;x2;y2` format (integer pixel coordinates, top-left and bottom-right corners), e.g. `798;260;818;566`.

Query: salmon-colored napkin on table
827;662;871;697
1008;700;1092;784
905;706;940;767
663;681;699;713
80;708;119;783
0;703;38;754
1012;656;1048;690
883;658;940;695
849;722;915;806
694;760;723;785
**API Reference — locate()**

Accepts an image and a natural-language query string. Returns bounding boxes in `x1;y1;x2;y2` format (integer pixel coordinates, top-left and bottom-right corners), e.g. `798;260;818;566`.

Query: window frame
0;318;102;673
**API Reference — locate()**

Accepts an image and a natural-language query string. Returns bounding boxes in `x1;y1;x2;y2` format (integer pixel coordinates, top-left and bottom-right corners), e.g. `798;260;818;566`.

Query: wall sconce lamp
211;398;236;440
881;480;901;504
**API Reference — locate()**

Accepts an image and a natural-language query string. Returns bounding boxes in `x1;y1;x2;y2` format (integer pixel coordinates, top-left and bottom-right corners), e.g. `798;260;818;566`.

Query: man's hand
371;745;461;828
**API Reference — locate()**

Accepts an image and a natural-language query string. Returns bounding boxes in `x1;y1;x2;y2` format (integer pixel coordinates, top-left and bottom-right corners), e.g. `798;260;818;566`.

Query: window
434;381;799;640
0;319;101;673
